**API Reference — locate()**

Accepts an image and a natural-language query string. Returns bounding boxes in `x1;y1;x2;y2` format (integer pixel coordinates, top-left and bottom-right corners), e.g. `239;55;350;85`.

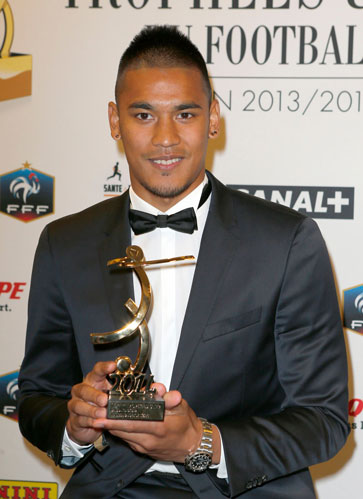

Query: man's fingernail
97;395;106;405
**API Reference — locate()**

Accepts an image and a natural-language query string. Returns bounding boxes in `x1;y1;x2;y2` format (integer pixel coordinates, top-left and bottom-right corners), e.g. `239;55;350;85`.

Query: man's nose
151;116;180;148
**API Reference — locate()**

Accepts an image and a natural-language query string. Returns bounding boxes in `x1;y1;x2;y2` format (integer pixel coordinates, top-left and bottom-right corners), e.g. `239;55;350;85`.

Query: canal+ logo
228;185;354;220
343;285;363;335
0;162;54;222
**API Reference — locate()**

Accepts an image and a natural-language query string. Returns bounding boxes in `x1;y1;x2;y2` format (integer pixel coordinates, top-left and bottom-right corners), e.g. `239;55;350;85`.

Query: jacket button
262;475;268;483
246;481;253;489
252;478;258;487
257;476;263;486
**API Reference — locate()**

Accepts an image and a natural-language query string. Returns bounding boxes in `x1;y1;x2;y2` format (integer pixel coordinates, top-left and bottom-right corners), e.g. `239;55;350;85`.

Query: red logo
349;399;363;417
0;282;26;299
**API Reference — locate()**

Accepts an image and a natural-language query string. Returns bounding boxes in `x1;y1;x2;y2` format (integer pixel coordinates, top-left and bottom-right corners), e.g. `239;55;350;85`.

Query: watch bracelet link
184;417;213;472
198;418;213;454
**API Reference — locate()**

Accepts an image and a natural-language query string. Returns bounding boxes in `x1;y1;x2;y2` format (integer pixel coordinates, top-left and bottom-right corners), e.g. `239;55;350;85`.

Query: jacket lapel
170;173;241;390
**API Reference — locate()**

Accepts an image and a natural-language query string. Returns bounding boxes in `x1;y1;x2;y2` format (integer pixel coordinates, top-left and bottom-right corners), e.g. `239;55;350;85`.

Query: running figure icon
107;162;121;181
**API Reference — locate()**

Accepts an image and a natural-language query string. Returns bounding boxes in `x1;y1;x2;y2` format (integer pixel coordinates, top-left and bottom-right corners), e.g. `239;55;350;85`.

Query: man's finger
71;383;108;407
68;398;108;420
163;390;182;410
70;414;105;431
93;418;159;434
151;382;167;398
85;361;116;385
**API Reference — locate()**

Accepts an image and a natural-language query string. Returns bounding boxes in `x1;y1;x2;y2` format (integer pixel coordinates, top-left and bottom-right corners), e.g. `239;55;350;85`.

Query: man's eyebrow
128;102;153;110
174;103;202;111
128;102;203;111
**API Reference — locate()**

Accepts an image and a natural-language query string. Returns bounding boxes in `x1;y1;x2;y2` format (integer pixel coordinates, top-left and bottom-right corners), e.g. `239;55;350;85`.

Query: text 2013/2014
215;89;362;114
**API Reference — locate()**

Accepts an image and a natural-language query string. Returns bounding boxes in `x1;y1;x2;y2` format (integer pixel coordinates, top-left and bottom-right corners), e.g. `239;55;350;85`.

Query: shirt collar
129;176;209;216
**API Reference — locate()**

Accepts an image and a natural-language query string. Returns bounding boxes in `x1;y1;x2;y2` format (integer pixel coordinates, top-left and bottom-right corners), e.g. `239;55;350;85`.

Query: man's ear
208;98;220;139
108;102;121;140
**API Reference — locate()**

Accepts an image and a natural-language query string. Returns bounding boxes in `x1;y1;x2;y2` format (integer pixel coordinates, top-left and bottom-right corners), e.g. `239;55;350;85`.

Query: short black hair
115;25;212;105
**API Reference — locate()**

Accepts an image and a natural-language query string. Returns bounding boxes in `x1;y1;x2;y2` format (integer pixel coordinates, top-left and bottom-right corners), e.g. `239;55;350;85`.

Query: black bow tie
129;207;197;235
129;180;211;235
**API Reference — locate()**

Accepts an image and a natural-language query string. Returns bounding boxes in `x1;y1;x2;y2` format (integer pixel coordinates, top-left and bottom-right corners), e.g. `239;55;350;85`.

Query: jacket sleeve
218;217;350;497
18;225;84;466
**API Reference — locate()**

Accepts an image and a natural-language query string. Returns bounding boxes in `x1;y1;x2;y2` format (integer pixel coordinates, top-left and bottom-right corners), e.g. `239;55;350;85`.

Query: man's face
108;66;220;211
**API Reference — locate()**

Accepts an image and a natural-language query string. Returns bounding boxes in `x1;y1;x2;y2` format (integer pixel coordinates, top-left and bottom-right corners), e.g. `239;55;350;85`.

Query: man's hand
66;363;221;464
92;382;203;462
66;361;116;446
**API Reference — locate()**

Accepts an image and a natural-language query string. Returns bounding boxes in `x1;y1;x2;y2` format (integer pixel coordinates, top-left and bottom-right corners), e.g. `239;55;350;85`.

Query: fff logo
0;370;19;421
0;163;54;222
343;285;363;334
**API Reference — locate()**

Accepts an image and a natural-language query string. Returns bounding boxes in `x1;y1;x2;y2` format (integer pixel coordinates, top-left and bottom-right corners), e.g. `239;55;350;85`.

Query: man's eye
136;112;152;120
177;112;193;119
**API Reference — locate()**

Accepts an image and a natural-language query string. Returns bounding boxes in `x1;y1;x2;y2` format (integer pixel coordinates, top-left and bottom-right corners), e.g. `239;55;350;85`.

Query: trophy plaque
0;0;32;102
90;245;194;420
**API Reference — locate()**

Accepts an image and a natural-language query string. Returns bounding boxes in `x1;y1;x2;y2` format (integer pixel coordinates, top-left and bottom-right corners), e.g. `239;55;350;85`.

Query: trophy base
107;392;165;420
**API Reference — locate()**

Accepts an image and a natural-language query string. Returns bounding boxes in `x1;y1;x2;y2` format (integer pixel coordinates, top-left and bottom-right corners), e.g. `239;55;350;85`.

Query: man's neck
130;172;206;212
129;176;208;216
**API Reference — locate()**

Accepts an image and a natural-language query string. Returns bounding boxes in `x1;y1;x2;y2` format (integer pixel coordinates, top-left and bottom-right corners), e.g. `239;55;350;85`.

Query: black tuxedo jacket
19;173;349;498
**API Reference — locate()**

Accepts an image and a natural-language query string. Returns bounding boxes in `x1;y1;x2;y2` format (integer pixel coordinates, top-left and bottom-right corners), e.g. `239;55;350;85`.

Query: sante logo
104;161;123;197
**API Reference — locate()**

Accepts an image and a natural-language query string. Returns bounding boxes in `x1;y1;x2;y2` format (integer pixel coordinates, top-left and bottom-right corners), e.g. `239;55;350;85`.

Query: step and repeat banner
0;1;362;497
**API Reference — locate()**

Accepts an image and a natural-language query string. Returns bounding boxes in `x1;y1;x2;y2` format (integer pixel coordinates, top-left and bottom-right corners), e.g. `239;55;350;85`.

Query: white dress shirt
62;177;228;479
130;178;209;393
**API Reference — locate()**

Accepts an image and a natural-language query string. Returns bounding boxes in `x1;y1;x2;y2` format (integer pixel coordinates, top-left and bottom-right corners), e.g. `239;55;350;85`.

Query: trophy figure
0;0;32;102
90;245;194;420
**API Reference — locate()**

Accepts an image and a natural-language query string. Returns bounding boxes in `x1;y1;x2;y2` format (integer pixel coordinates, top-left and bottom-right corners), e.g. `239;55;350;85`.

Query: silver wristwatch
184;418;213;473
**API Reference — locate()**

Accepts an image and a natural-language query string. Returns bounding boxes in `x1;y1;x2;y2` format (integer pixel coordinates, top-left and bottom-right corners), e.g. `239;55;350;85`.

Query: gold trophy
0;0;32;102
90;245;194;420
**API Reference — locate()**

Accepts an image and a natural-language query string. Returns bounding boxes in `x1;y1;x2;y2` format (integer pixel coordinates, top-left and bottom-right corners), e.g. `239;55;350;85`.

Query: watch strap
184;418;213;472
198;418;213;455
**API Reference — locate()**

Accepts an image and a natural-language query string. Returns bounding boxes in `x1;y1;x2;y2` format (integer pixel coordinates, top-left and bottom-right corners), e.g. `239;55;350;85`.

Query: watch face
186;452;212;472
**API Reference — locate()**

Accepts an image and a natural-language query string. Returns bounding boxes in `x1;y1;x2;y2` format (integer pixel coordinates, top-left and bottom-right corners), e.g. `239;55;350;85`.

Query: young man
19;26;349;498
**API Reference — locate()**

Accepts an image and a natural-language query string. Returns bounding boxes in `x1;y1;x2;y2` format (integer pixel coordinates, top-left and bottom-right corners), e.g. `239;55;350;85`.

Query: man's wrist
187;416;203;455
184;418;214;472
62;427;93;462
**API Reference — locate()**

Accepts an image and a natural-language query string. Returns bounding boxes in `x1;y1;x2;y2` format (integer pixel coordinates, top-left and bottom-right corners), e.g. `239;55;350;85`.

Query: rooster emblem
355;293;363;315
6;378;19;401
9;171;40;203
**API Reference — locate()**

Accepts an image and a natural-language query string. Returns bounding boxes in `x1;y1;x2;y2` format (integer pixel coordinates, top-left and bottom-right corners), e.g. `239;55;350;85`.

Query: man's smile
149;156;183;169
